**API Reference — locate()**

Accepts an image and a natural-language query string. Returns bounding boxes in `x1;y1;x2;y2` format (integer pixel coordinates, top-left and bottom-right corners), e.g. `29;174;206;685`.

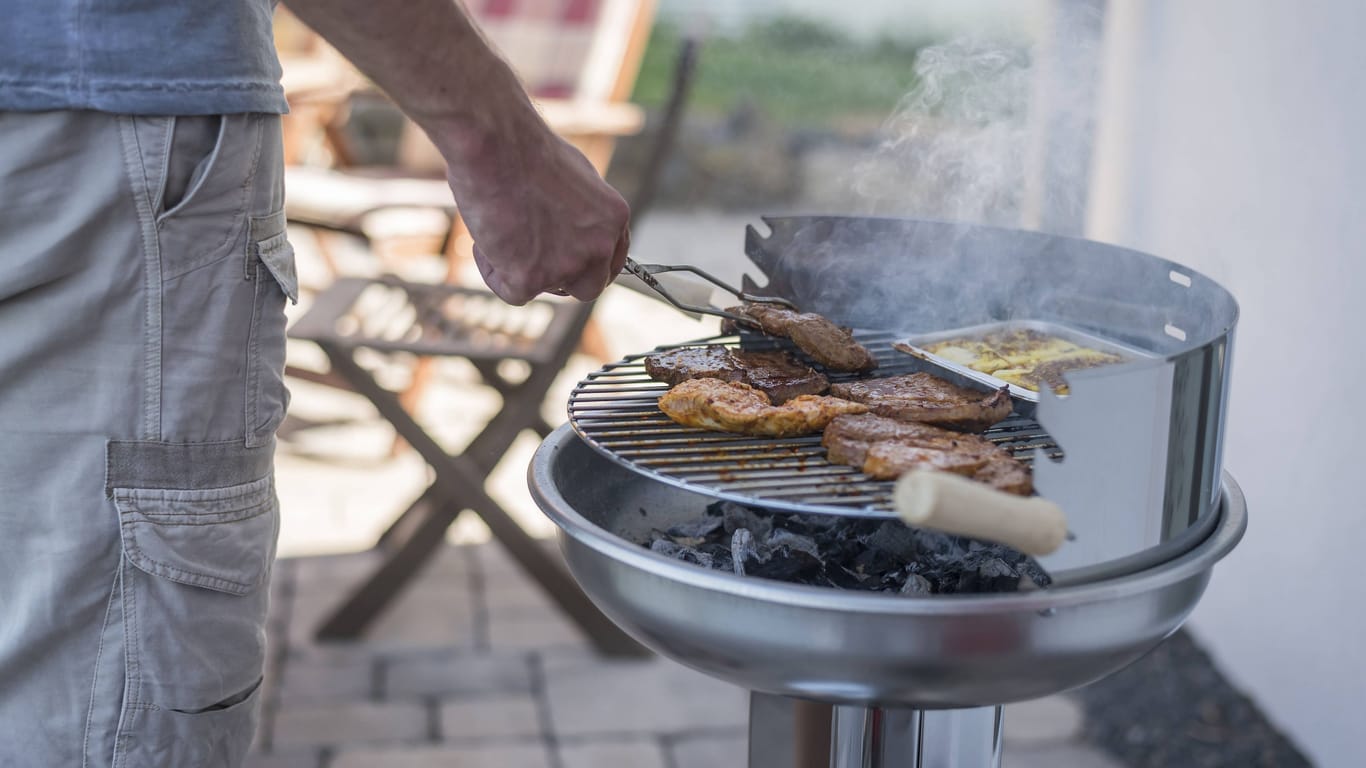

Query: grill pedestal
750;695;1003;768
832;705;1003;768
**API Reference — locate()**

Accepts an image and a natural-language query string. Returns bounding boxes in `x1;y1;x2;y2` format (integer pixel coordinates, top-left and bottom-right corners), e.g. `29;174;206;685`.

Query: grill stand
750;695;1003;768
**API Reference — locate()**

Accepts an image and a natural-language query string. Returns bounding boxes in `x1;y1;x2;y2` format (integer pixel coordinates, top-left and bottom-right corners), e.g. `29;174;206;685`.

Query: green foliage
631;17;929;128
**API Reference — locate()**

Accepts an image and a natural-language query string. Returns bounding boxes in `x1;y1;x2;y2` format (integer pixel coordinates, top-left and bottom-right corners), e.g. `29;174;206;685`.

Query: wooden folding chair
282;15;700;654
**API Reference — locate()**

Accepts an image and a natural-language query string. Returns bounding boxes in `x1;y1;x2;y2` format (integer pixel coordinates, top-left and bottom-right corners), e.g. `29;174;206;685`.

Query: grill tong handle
893;470;1069;556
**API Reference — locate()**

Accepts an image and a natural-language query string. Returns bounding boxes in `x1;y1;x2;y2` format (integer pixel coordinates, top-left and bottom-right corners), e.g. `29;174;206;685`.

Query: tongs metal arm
621;257;796;328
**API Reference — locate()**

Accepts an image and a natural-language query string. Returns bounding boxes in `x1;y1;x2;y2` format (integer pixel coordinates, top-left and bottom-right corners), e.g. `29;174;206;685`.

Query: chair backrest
470;0;653;102
396;0;656;174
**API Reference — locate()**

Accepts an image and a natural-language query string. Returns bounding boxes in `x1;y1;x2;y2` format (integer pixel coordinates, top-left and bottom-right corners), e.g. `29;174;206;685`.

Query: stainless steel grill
567;332;1059;518
536;215;1246;768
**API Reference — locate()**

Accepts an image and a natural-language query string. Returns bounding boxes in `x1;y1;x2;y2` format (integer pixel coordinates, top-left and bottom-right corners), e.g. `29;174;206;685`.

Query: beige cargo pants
0;111;294;767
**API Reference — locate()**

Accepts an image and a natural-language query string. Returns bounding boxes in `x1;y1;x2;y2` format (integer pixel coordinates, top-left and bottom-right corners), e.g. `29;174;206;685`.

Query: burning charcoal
765;529;822;561
640;502;1037;596
900;572;934;595
860;522;920;562
851;546;901;578
780;514;843;536
748;549;823;582
1016;557;1053;588
666;517;725;540
731;528;760;577
824;563;872;590
650;538;714;569
721;502;774;540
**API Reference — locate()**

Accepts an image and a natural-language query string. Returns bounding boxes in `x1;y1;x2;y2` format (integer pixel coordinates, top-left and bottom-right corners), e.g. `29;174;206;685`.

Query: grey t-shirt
0;0;288;115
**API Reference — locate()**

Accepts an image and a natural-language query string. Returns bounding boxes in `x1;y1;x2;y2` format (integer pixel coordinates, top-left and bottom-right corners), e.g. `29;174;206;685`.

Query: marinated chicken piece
724;303;878;373
658;378;867;437
829;372;1012;432
822;413;1033;495
643;345;829;404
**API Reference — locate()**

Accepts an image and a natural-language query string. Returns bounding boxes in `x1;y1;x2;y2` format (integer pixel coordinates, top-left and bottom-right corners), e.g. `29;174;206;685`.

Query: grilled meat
643;345;829;404
724;303;878;373
972;457;1034;496
828;372;1012;432
822;413;1033;495
862;442;990;480
821;414;963;467
658;378;867;437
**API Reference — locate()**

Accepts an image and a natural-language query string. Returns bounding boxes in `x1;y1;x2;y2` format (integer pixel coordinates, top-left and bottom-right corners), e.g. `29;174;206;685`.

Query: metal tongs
620;257;797;329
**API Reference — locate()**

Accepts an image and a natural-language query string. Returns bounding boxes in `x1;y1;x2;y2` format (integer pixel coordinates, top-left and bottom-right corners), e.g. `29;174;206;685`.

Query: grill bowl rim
529;424;1246;615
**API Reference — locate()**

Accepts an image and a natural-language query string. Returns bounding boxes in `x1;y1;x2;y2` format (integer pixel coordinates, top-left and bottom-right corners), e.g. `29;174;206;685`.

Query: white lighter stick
892;469;1069;556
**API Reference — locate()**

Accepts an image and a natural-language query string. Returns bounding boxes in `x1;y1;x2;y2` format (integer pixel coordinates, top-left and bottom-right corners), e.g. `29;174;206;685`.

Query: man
0;0;629;764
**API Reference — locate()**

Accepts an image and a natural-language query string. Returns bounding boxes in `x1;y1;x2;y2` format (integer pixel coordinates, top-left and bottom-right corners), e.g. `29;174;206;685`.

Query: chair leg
386;214;474;457
575;317;612;364
388;355;437;457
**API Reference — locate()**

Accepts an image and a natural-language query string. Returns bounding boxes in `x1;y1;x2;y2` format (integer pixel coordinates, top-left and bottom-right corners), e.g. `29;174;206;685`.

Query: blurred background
262;1;1362;766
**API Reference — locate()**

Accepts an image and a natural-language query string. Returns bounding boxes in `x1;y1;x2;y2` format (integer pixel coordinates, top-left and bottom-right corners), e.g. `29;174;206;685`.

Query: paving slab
558;737;671;768
487;604;592;653
274;651;376;704
330;743;554;768
271;700;429;750
543;655;749;737
242;751;323;768
440;692;544;741
668;732;749;768
385;651;534;699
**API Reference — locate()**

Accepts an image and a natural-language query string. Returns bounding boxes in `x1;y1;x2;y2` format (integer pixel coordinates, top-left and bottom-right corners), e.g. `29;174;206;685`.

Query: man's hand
283;0;630;304
437;122;630;305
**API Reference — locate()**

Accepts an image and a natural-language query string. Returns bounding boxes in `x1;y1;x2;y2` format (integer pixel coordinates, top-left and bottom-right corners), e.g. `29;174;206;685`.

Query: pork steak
828;372;1012;432
822;413;1033;495
644;345;830;404
723;303;878;373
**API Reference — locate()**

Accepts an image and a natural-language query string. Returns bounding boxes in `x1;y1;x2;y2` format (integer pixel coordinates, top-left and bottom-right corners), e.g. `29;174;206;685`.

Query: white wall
1088;3;1366;765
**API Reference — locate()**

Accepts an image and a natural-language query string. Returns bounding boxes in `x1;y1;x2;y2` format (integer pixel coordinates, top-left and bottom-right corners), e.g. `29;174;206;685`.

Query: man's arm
283;0;630;304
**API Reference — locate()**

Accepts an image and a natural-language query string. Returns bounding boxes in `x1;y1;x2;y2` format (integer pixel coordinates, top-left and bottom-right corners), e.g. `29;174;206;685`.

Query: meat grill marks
829;372;1012;433
643;345;829;404
823;413;1033;495
657;378;868;438
723;303;878;373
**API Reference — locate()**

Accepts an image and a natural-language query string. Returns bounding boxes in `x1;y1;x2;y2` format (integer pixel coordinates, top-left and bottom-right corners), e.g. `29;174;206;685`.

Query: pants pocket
245;210;298;448
119;677;264;768
112;473;279;766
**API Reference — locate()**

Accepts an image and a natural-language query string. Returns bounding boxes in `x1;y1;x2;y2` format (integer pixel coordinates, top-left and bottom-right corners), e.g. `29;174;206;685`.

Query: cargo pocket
245;210;298;448
112;474;278;767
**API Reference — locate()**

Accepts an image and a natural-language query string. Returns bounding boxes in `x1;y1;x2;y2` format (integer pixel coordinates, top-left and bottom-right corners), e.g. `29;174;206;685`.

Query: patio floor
245;212;1121;767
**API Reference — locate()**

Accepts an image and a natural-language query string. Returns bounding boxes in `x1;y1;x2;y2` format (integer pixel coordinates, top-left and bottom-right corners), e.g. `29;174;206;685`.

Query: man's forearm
282;0;632;304
283;0;541;155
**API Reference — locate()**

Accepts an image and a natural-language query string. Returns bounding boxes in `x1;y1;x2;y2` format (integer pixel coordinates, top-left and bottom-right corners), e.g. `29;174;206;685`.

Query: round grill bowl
529;424;1246;709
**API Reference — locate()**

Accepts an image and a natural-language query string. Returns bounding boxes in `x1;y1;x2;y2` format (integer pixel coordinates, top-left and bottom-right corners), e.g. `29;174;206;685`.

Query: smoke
852;39;1033;227
847;3;1104;235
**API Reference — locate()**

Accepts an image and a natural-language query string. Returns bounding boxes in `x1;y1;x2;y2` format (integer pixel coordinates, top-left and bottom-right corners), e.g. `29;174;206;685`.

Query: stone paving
248;213;1123;767
247;540;1120;768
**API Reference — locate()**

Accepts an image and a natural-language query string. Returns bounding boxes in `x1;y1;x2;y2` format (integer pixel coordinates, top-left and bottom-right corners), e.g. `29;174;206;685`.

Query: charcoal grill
529;216;1246;767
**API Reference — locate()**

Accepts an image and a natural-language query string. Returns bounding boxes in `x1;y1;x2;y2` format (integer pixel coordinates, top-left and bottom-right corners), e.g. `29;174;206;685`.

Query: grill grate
567;332;1061;517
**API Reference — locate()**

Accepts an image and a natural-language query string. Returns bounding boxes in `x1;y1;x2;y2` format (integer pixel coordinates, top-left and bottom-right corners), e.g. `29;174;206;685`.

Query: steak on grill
658;378;868;437
822;413;1033;494
828;372;1012;432
724;303;878;373
643;345;829;404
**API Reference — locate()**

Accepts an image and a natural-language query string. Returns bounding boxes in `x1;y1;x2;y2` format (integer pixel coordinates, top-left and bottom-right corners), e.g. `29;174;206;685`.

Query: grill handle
893;470;1069;556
